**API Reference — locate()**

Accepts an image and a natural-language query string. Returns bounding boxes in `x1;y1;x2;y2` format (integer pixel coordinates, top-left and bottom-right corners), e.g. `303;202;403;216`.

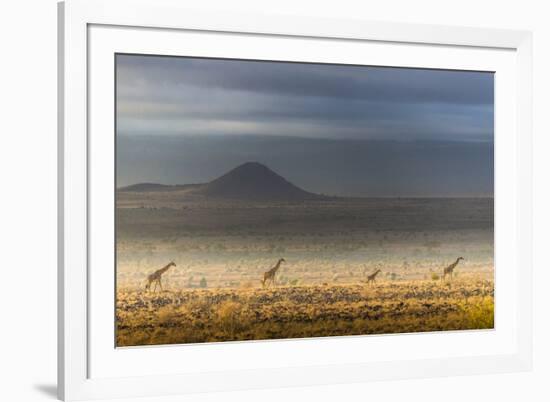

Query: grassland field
116;196;494;346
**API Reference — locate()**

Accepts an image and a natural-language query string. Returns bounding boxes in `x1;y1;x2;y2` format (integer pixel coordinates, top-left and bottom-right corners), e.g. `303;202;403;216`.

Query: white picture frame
58;0;533;400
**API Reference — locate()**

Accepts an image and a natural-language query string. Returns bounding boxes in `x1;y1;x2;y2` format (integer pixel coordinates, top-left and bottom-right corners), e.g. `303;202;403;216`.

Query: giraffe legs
262;275;274;288
441;271;453;282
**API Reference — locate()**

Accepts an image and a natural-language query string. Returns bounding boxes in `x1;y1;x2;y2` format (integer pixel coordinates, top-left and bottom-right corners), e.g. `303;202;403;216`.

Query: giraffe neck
158;264;173;275
447;259;460;272
272;261;282;273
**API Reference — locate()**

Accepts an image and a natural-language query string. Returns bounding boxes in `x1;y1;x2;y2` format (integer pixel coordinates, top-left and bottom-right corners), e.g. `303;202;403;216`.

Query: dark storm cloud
116;54;493;142
116;54;494;196
117;55;493;105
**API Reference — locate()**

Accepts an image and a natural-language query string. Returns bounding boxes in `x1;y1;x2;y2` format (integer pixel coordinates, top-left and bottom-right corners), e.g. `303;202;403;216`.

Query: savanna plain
116;189;494;346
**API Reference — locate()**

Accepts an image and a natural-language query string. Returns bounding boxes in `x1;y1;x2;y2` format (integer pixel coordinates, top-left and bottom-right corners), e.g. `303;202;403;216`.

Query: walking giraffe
261;258;285;288
367;269;381;285
145;261;176;292
442;257;464;281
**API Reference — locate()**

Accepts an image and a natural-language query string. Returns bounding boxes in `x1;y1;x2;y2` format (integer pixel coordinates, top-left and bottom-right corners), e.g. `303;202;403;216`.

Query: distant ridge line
118;182;203;192
117;162;325;201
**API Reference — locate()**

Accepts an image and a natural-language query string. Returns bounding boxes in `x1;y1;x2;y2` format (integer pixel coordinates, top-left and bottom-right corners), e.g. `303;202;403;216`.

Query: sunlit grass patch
116;278;494;346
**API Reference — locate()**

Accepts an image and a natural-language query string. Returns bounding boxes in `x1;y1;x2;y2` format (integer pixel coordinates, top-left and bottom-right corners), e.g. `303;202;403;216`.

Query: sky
116;54;494;197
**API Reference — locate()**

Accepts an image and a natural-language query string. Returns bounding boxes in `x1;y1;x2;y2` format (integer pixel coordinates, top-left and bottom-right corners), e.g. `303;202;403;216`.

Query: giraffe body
262;258;285;287
145;262;176;292
442;257;464;281
367;269;381;285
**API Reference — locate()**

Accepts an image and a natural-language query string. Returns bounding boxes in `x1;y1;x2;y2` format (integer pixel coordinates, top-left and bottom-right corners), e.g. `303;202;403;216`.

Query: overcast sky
116;54;494;197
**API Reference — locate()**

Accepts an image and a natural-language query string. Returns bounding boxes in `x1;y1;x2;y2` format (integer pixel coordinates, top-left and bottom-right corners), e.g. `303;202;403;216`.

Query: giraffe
442;257;464;281
145;261;176;292
367;269;381;285
261;258;285;288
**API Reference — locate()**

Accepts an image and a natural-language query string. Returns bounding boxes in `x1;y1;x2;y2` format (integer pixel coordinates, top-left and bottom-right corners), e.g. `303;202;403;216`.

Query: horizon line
116;182;494;199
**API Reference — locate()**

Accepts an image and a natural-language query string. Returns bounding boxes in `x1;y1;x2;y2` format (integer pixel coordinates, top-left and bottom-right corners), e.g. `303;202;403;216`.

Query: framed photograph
58;0;533;400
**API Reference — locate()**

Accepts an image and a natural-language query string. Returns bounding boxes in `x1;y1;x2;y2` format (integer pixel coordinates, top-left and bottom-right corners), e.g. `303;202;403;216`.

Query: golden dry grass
115;197;494;346
116;278;494;346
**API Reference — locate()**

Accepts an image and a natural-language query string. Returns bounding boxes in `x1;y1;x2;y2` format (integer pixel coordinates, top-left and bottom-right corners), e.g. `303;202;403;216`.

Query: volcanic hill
118;162;324;201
